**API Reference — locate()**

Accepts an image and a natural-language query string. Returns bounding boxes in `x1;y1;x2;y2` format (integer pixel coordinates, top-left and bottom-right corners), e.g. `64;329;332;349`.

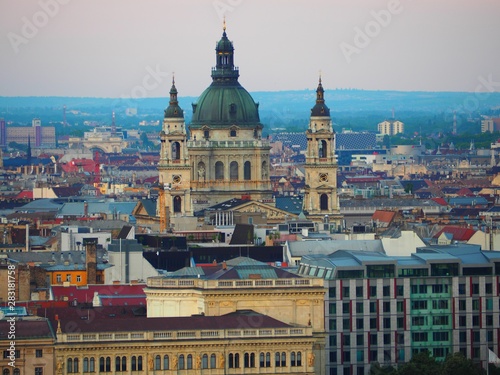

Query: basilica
158;25;341;230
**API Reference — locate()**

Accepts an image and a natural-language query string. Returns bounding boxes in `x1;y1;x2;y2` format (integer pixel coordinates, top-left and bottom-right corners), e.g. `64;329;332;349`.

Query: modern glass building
297;244;500;375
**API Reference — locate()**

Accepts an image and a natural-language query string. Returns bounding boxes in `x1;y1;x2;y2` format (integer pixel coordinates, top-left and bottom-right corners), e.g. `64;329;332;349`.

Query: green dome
191;82;260;127
164;80;183;119
190;28;261;128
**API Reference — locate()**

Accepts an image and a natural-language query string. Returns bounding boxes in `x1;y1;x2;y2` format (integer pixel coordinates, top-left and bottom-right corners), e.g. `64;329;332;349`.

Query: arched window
89;357;95;372
259;353;265;367
229;354;234;369
179;355;185;370
173;195;182;213
171;141;181;160
320;193;329;210
230;128;237;137
230;161;238;180
244;161;251;180
155;355;161;370
121;356;127;371
210;354;216;369
137;356;143;371
67;358;73;373
297;351;302;366
202;354;208;369
12;371;19;375
131;356;137;371
291;352;296;366
234;353;240;368
204;129;210;139
115;356;121;371
3;369;10;375
215;161;224;180
163;355;169;370
275;352;281;367
250;353;255;368
74;358;79;373
266;352;271;367
187;354;193;369
106;357;111;372
281;352;286;367
244;353;250;368
83;357;89;372
319;139;327;158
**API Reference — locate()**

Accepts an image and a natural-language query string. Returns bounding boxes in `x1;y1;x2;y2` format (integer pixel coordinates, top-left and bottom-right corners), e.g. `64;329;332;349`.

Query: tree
442;352;484;375
369;362;398;375
397;351;441;375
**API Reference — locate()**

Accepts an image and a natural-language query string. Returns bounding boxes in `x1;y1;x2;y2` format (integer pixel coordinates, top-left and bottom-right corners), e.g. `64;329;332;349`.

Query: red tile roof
15;190;33;199
371;210;396;224
0;318;54;340
432;197;448;206
433;226;476;241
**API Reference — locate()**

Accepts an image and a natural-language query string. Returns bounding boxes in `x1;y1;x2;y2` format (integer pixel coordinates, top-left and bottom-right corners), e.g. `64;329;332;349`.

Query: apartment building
297;244;500;375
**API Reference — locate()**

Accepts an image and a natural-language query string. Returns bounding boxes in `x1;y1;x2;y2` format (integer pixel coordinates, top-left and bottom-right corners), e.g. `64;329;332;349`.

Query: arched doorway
320;194;329;210
173;196;182;213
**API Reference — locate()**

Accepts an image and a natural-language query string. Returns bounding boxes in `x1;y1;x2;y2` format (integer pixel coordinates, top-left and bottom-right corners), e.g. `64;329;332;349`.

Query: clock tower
158;77;192;219
303;78;341;227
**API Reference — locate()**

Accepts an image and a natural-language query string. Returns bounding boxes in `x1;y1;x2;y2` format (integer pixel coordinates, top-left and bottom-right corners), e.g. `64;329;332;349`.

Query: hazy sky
1;0;500;98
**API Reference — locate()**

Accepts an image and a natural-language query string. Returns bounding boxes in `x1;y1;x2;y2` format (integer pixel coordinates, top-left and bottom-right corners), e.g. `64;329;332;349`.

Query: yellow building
0;317;55;375
46;306;317;375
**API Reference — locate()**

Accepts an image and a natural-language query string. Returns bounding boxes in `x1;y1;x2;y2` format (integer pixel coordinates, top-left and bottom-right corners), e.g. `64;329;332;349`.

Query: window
459;331;467;342
187;354;193;369
370;286;377;297
163;355;169;370
459;299;466;311
342;286;350;299
383;302;390;313
35;369;43;375
384;334;391;345
131;356;136;371
356;318;364;330
230;129;237;137
244;353;255;368
178;355;185;370
291;351;302;366
412;332;428;342
370;333;377;345
56;274;62;283
396;285;404;296
155;355;161;370
459;315;467;327
472;283;479;294
472;299;480;310
356;302;363;314
397;317;404;329
396;301;404;312
472;315;480;327
204;129;210;139
370;302;376;313
281;352;286;367
76;275;81;282
330;303;337;314
229;161;238;180
356;286;363;297
329;319;337;330
433;331;449;341
329;351;337;363
329;335;337;346
343;351;351;362
89;357;95;372
121;357;126;371
356;334;364;346
370;318;377;329
411;300;427;310
343;318;350;331
343;334;351;346
458;283;466;295
229;353;239;368
486;314;493;326
432;299;448;309
329;287;336;298
215;161;224;180
412;316;425;326
432;315;449;326
66;274;71;282
202;354;208;369
36;349;43;358
343;302;350;314
383;318;391;329
370;350;378;362
383;286;390;297
486;283;493;294
244;161;251;180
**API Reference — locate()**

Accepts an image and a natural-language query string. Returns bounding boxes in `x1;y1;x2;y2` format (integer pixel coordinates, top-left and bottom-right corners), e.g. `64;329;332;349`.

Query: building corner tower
303;77;342;228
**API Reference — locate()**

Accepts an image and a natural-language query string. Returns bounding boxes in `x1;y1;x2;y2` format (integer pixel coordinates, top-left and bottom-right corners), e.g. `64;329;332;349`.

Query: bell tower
303;77;341;227
158;77;192;220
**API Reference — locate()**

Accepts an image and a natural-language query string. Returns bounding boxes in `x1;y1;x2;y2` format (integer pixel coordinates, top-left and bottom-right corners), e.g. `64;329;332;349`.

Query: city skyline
1;0;500;98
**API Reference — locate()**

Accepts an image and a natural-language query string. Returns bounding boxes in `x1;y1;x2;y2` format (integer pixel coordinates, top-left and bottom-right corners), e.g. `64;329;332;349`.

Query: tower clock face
172;175;181;184
319;173;328;182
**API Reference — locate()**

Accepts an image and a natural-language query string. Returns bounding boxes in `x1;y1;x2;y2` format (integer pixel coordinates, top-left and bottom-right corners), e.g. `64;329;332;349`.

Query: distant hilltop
1;89;500;115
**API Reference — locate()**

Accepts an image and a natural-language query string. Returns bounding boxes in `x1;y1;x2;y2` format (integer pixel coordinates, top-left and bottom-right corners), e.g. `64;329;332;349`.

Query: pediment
232;201;299;221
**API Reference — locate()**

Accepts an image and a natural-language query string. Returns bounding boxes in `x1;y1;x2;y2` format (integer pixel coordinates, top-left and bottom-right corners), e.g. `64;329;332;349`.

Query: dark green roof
191;83;261;127
311;78;330;117
164;80;183;119
190;28;261;129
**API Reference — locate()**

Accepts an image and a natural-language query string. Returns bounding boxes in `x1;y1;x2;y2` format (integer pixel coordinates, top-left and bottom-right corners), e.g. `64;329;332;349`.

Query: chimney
83;201;88;217
222;261;227;270
86;241;97;284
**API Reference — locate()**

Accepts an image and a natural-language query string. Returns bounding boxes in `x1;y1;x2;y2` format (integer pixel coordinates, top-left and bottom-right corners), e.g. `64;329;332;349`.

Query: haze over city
1;0;500;98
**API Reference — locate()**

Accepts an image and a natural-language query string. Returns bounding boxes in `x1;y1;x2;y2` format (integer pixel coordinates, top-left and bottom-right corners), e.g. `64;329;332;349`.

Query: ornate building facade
303;79;341;226
158;26;273;224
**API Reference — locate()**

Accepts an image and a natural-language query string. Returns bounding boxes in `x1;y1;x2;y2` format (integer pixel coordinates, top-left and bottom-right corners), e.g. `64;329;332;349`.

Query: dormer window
204;130;210;139
230;127;237;137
